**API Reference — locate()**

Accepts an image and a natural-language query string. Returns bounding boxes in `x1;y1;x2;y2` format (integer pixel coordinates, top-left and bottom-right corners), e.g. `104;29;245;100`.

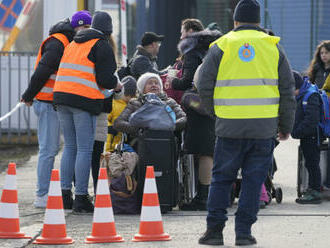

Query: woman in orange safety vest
53;11;120;214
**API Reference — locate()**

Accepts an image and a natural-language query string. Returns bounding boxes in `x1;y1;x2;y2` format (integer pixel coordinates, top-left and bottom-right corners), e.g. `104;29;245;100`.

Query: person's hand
20;98;32;106
277;132;289;141
164;78;172;90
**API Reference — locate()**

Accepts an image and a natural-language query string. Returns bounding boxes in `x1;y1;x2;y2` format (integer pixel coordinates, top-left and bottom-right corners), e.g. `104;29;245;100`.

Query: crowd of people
20;0;330;246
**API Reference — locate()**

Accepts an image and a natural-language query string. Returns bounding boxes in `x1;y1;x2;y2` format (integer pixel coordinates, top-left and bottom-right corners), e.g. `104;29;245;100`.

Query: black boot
199;224;224;246
180;184;209;211
73;194;94;214
235;235;257;246
62;190;73;210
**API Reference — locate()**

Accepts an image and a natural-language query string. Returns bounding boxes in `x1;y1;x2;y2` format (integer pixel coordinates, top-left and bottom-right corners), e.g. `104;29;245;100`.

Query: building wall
43;0;77;39
135;0;195;68
135;0;330;73
260;0;330;73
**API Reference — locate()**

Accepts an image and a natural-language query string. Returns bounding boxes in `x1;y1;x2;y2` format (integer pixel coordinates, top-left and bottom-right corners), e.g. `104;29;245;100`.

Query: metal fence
0;52;38;144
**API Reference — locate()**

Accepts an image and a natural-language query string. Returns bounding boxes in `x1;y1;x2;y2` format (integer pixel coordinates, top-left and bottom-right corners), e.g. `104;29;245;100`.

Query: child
106;76;137;152
291;71;323;204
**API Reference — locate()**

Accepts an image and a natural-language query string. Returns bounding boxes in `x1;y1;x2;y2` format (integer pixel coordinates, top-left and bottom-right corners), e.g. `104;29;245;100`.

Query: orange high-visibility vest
53;38;104;100
34;33;69;101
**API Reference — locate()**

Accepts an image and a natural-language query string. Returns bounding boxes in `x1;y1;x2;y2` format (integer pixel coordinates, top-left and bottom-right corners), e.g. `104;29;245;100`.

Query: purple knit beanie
71;10;92;29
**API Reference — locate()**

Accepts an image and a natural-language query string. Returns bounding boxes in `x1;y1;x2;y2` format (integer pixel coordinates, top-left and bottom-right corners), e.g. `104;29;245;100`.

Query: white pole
120;0;127;66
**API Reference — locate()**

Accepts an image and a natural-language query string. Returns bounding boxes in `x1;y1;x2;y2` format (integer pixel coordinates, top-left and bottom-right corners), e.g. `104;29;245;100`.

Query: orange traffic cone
33;169;73;245
0;162;31;239
132;166;171;242
85;168;124;243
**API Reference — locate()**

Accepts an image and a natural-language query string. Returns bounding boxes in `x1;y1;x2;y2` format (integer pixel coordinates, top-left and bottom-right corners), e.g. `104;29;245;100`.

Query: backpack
301;77;330;137
128;93;176;131
117;59;133;80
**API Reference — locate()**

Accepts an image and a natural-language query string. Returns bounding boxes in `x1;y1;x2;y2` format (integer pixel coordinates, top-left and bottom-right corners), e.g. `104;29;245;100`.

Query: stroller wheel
275;187;283;203
266;191;272;205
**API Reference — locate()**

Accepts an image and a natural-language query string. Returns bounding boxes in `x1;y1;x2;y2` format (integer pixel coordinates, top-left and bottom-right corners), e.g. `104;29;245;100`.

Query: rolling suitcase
297;141;330;197
137;129;178;212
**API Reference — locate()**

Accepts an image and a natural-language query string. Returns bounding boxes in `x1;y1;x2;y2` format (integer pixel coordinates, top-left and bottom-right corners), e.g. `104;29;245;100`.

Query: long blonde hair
108;34;117;62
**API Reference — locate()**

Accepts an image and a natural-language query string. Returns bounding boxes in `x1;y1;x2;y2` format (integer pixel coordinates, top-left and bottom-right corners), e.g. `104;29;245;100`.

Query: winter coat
184;108;215;156
171;29;220;155
198;25;296;139
53;28;118;115
106;98;128;152
130;45;166;79
172;29;222;91
22;19;75;102
95;113;108;142
113;93;186;135
291;84;322;139
312;63;330;89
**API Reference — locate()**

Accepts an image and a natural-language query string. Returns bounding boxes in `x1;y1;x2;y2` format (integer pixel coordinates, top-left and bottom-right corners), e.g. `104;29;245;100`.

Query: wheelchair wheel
275;187;283;203
161;205;172;214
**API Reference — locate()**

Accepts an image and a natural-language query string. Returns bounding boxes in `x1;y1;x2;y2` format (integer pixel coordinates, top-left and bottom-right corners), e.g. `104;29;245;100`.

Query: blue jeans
33;101;60;197
57;105;96;195
207;137;275;236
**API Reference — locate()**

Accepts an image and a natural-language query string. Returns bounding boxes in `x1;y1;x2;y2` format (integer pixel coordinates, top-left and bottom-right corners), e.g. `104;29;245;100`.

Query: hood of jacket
296;81;316;101
73;28;107;43
49;18;75;41
134;45;156;60
177;29;222;55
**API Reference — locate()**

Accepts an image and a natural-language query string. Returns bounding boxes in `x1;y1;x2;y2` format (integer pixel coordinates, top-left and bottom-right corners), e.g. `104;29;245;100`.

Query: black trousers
301;138;321;191
91;141;105;194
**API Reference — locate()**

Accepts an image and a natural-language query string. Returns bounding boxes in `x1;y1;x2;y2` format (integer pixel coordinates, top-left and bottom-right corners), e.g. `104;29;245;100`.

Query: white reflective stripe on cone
0;203;19;218
48;181;61;196
143;178;157;194
4;175;17;190
140;206;162;222
93;207;114;223
44;209;66;224
96;179;110;195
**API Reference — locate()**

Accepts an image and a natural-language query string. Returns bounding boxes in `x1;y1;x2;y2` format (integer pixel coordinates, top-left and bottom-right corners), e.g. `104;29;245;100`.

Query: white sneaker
34;194;48;208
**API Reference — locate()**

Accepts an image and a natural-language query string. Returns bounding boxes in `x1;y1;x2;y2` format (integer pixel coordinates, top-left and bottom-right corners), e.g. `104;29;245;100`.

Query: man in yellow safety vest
197;0;296;246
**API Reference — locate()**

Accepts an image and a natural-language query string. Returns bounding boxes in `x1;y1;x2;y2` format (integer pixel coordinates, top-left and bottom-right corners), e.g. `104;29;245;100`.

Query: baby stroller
231;155;283;206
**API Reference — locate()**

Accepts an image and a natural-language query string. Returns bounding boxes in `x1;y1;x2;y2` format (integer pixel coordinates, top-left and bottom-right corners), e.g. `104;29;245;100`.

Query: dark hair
308;40;330;83
181;18;204;32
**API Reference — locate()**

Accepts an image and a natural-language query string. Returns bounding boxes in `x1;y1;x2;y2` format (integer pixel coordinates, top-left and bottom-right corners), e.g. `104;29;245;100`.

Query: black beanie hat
122;76;137;96
91;11;113;35
292;70;304;90
233;0;261;23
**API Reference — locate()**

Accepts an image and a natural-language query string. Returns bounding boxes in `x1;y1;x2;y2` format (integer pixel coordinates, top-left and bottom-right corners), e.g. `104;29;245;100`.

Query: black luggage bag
297;141;330;197
137;129;179;212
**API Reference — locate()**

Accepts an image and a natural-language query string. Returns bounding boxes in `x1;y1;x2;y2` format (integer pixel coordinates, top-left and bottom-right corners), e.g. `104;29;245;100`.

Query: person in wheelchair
113;72;186;135
113;72;186;213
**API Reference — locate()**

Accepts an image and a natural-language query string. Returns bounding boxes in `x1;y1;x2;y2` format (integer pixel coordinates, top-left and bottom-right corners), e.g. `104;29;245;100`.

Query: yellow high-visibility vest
211;29;280;119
